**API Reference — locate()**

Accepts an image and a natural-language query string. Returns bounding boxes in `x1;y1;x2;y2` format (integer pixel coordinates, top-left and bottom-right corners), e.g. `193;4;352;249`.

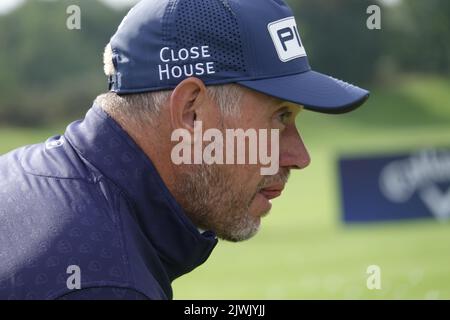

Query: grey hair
97;43;244;129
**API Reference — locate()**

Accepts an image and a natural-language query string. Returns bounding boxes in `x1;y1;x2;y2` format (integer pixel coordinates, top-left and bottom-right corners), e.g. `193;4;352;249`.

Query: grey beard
174;164;261;242
174;164;291;243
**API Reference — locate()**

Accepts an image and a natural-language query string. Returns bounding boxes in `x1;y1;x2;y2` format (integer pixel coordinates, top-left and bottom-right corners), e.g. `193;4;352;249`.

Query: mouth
259;184;285;200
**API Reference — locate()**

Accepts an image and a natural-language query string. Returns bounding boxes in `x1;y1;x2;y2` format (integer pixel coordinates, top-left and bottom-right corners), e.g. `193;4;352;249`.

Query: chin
222;225;261;243
249;192;273;218
216;214;262;243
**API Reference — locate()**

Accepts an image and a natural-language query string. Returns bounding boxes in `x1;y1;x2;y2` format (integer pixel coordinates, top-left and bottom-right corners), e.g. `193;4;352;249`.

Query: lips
259;184;285;200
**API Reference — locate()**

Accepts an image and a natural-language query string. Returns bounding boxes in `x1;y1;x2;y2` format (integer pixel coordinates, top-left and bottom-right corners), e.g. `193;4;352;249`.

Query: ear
169;77;208;133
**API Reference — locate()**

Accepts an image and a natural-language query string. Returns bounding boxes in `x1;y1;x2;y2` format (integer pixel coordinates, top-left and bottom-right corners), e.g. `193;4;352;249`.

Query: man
0;0;369;300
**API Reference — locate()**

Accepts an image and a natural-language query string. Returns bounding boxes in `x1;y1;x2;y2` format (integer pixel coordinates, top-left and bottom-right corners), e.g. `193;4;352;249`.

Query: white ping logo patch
268;17;307;62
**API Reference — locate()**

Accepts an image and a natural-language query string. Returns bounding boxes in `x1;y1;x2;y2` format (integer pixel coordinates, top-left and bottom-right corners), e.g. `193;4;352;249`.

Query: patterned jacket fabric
0;104;218;300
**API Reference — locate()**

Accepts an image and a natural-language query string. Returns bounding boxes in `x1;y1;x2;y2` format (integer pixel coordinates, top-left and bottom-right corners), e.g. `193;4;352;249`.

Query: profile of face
167;78;311;242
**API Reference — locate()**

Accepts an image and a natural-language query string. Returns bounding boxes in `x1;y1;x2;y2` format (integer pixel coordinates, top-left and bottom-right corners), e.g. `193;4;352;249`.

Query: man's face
174;87;310;242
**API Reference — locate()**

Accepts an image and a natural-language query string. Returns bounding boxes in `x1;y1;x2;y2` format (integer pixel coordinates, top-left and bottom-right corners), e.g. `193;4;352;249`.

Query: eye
277;109;293;125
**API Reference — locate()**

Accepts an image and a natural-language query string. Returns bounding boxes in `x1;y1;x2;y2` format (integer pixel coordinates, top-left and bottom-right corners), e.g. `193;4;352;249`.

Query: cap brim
237;70;370;114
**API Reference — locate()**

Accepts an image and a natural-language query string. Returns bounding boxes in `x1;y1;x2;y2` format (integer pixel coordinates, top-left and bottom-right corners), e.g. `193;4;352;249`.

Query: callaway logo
268;16;307;62
379;149;450;220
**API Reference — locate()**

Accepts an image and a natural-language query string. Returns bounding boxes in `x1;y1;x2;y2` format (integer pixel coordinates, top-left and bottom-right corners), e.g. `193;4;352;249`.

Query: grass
0;126;66;153
1;75;450;299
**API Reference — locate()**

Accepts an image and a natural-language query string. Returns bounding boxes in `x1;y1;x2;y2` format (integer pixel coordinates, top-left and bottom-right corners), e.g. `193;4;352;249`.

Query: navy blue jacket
0;104;218;300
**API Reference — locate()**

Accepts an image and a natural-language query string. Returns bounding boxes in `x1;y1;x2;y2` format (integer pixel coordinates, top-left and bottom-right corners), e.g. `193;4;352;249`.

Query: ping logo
268;17;307;62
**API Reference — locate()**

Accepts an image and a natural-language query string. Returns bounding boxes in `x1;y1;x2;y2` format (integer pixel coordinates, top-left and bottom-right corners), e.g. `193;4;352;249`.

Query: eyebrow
264;94;302;110
269;99;299;110
265;96;284;108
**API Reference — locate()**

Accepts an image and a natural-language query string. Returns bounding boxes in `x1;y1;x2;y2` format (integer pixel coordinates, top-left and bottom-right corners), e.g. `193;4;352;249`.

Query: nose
279;124;311;170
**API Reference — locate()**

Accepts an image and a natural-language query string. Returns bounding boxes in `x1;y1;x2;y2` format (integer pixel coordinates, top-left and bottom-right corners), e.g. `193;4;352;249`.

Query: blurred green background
1;0;449;299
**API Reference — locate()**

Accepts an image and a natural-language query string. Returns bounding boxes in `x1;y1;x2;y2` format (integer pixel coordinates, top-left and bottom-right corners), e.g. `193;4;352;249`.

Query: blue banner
338;149;450;223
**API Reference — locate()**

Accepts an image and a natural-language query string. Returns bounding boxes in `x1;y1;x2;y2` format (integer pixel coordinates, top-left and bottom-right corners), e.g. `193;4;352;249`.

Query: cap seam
226;0;253;77
112;68;312;94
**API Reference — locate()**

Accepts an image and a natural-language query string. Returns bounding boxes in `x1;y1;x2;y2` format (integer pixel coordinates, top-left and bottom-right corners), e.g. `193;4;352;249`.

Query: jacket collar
65;104;218;281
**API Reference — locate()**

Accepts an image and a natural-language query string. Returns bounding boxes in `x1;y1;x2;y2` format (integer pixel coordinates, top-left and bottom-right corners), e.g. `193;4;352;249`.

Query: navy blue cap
108;0;370;113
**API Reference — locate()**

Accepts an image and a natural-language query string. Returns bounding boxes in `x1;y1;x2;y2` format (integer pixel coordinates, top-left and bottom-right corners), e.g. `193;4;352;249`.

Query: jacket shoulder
18;135;97;181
